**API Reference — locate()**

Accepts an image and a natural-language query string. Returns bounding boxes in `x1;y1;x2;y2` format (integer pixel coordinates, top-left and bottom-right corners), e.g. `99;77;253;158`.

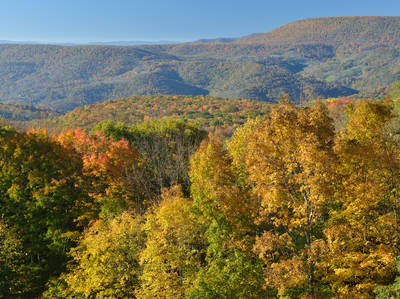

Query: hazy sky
1;0;399;42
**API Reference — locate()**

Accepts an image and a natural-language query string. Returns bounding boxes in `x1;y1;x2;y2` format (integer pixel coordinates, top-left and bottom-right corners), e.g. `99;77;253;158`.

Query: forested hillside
0;103;60;121
1;16;400;110
28;95;271;133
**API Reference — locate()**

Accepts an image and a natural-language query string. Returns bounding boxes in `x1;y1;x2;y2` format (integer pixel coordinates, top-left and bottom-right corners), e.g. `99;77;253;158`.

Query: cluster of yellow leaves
190;135;258;248
138;186;203;298
188;135;266;298
323;101;400;297
229;99;400;297
64;213;144;298
244;100;335;297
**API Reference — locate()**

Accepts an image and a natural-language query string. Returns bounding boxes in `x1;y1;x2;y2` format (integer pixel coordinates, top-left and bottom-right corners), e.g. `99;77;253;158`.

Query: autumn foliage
3;98;400;298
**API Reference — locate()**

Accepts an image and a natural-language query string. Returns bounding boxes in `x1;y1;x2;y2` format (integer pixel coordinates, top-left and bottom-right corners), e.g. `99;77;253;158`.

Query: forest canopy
2;96;400;298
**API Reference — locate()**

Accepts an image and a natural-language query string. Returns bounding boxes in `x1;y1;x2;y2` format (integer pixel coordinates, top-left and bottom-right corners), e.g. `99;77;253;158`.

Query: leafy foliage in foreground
0;127;90;296
0;221;28;298
4;99;400;298
137;186;202;298
65;213;145;298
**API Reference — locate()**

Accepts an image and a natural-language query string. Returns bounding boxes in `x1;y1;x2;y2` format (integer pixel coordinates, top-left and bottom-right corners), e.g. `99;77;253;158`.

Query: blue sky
0;0;399;42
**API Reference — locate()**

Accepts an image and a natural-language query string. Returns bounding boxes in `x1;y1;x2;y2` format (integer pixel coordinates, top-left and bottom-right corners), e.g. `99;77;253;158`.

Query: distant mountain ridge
0;40;180;46
0;16;399;110
247;16;400;47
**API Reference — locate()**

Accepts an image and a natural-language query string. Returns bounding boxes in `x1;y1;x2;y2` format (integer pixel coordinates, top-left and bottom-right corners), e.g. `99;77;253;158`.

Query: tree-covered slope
0;45;184;110
151;16;400;95
1;17;400;110
0;103;61;121
161;16;400;58
246;16;400;48
29;95;272;133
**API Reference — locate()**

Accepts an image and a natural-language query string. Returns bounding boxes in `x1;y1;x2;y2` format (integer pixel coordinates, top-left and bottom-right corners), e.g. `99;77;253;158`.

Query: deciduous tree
137;185;203;298
246;101;336;297
189;135;265;298
64;212;144;298
324;100;400;297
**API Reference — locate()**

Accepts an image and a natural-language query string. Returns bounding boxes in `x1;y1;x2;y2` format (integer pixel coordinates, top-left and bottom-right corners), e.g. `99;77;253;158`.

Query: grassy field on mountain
2;16;400;110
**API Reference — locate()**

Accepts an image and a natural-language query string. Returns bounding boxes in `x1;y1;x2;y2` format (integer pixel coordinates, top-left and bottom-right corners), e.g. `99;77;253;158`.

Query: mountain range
0;16;399;111
0;40;179;46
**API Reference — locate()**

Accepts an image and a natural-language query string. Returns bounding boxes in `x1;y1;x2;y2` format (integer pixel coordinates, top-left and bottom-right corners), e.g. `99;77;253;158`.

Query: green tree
375;257;400;298
0;221;32;298
0;127;89;296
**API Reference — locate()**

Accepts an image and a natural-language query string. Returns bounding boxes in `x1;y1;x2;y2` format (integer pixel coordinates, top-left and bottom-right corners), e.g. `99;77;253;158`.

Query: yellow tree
324;100;400;297
64;212;144;298
137;185;203;298
227;117;264;181
246;100;336;297
189;135;266;298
